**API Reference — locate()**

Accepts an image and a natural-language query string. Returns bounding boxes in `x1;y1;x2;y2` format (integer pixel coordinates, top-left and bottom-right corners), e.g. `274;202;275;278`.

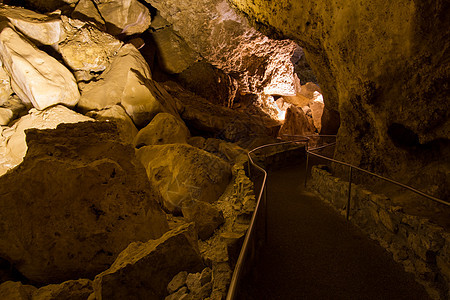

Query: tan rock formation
93;223;204;300
133;112;190;148
0;281;36;300
0;105;92;176
182;201;224;240
0;22;79;110
0;4;66;45
136;143;231;214
0;66;12;104
71;0;106;30
0;122;168;283
279;106;316;137
32;279;93;300
144;0;300;95
229;0;449;194
95;0;152;36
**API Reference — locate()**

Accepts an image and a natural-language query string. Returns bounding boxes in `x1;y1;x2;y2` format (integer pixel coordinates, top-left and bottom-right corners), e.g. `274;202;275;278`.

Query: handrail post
346;166;353;221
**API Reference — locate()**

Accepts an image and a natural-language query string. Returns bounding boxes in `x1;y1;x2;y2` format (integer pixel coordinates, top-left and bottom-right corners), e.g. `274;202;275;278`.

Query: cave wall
228;0;449;195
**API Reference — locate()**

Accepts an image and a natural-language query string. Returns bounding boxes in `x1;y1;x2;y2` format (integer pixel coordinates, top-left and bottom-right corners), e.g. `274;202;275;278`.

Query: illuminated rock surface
144;0;300;95
71;0;106;30
0;122;168;283
229;0;449;195
136;143;231;214
0;66;12;104
0;105;92;176
0;22;79;110
133;112;190;148
279;106;316;137
93;223;204;300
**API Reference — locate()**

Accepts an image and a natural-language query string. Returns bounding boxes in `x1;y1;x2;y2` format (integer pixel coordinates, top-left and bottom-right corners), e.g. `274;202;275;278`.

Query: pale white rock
0;65;12;104
0;4;66;45
95;0;152;36
144;0;299;95
0;105;92;176
78;44;151;111
86;105;138;144
58;17;122;75
0;22;80;110
133;112;190;148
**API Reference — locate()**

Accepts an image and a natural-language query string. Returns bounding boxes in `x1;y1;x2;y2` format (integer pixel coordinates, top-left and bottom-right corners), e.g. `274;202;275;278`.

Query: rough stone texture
78;44;151;111
167;271;188;294
32;279;93;300
0;65;12;104
165;287;188;300
229;0;450;197
0;122;168;283
93;223;204;300
0;105;92;176
86;105;138;144
309;165;449;299
151;25;200;74
182;201;225;240
175;60;238;108
21;0;77;12
71;0;106;30
0;281;36;300
136;143;231;214
144;0;300;95
58;17;122;76
95;0;152;36
133;112;190;148
188;137;247;164
279;106;316;137
162;82;273;149
0;22;79;110
0;5;66;45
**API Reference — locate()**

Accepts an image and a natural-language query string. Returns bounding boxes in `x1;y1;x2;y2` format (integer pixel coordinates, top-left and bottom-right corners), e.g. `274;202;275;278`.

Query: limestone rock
165;287;188;300
182;201;225;240
133;113;190;148
0;5;65;45
22;0;77;12
0;281;36;300
93;223;204;300
32;279;93;300
0;107;12;125
143;0;299;95
71;0;106;30
151;25;200;74
0;64;12;104
95;0;151;36
58;18;122;76
0;23;79;110
279;106;316;137
78;44;151;112
310;100;324;132
86;105;138;144
0;105;92;176
0;122;168;283
136;143;231;214
163;82;272;148
229;0;450;195
167;271;188;294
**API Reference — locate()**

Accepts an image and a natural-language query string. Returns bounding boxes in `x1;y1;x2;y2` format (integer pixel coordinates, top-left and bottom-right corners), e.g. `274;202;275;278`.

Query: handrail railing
226;137;309;300
226;134;449;300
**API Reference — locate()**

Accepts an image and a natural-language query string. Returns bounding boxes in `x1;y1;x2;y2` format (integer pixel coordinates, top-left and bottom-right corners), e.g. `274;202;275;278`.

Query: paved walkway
238;161;430;300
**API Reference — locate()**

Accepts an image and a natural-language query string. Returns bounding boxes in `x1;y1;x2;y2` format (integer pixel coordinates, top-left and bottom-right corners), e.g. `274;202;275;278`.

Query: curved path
238;160;430;300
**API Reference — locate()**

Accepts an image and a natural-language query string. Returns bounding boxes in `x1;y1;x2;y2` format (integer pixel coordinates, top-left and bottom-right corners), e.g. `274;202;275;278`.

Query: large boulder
0;22;79;110
133;112;190;148
93;223;204;300
71;0;106;30
279;105;316;137
32;279;93;300
0;4;66;45
181;201;224;240
136;143;231;214
0;281;36;300
0;122;169;283
0;105;92;176
95;0;152;36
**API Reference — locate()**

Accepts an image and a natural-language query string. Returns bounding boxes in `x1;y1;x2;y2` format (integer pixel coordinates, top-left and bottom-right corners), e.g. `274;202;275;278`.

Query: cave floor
238;161;430;300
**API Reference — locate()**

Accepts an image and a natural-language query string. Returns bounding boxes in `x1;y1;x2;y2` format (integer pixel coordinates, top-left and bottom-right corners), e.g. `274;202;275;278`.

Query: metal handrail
226;137;309;300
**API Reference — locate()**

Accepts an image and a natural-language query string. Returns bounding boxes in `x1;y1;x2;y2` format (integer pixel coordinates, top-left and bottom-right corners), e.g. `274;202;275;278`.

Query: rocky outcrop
0;281;36;300
32;279;93;300
133;112;190;148
136;143;231;214
0;21;79;110
229;0;449;196
279;106;316;137
93;223;204;300
71;0;106;30
165;267;213;300
0;66;12;104
144;0;300;95
0;105;92;176
182;201;225;240
0;122;168;283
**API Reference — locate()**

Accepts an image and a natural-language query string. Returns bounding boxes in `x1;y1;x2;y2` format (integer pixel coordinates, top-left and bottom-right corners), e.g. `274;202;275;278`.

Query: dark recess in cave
387;123;420;148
